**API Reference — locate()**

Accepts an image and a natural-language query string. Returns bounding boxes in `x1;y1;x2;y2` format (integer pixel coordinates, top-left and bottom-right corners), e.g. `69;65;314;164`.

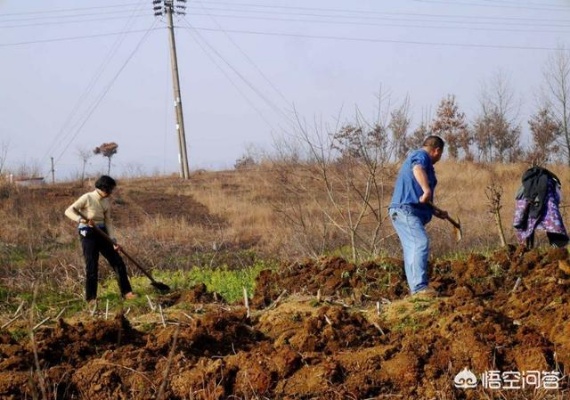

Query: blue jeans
389;207;429;294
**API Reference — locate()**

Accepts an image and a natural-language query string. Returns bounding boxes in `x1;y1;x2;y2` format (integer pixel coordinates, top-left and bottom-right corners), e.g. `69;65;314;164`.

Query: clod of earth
1;246;569;399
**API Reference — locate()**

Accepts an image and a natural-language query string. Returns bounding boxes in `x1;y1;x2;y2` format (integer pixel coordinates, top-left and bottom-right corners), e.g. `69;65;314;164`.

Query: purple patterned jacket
513;179;567;242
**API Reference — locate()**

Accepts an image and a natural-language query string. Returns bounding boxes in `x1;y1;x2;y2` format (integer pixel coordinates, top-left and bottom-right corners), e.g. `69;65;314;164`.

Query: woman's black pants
80;228;132;301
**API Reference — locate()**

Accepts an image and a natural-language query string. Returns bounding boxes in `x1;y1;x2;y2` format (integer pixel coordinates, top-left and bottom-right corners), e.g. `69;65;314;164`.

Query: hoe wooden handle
429;202;462;242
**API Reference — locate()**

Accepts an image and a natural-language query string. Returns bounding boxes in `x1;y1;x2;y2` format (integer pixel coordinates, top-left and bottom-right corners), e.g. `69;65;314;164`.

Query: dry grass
185;169;311;256
181;161;570;258
1;161;570;295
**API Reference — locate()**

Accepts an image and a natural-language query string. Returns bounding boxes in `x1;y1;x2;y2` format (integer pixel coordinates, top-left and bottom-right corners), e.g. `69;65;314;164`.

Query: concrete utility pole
153;0;190;179
50;157;55;183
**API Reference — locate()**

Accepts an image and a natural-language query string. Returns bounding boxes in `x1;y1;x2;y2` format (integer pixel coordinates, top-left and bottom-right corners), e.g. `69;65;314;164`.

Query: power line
3;11;570;35
49;1;158;170
52;26;155;166
180;20;297;130
186;2;570;22
43;1;151;165
193;1;291;106
0;14;150;30
0;28;161;47
180;11;570;34
182;9;570;27
1;16;566;52
411;0;570;11
3;2;570;27
0;10;143;23
0;2;142;17
193;0;570;14
182;25;283;133
183;25;565;52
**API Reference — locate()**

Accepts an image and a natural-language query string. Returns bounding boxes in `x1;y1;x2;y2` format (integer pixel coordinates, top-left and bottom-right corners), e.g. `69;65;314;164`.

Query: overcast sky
2;0;570;180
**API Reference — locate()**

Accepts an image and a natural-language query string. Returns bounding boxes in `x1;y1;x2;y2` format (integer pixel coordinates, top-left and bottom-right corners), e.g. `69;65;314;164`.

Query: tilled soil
1;246;570;399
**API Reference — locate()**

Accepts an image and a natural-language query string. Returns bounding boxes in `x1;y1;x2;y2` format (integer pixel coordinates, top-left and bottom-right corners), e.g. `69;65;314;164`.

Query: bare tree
527;107;561;165
269;116;335;258
235;144;263;170
332;122;391;163
430;95;471;160
473;72;523;163
15;160;42;179
495;112;522;162
485;181;507;248
407;121;429;151
270;107;397;261
472;112;494;162
0;140;9;176
93;142;118;175
542;47;570;165
388;97;411;161
77;147;93;184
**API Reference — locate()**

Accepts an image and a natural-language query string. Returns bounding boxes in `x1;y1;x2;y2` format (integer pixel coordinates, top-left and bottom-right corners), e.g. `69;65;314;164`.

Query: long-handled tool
429;203;462;242
73;208;170;292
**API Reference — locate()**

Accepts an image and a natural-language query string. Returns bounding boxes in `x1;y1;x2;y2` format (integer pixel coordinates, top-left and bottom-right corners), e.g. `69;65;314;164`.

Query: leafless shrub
542;47;570;166
389;96;411;161
14;160;43;179
269;108;397;262
485;180;507;247
234;155;257;170
0;140;9;175
77;147;93;185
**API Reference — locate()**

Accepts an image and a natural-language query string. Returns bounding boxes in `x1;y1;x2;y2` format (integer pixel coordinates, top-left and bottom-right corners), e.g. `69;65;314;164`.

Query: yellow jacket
64;189;116;240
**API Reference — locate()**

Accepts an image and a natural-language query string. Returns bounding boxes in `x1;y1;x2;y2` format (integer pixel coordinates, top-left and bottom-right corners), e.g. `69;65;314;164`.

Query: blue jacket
389;149;437;224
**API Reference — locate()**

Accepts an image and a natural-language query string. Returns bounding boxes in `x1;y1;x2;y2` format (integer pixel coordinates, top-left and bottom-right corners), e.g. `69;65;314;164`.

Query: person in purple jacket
388;135;450;297
513;166;568;248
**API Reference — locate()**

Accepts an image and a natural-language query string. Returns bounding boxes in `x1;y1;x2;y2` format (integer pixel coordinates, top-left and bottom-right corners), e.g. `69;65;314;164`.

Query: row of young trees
325;50;570;167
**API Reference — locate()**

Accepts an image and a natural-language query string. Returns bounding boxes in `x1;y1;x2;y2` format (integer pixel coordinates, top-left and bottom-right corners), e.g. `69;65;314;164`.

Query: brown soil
1;246;569;399
1;185;570;399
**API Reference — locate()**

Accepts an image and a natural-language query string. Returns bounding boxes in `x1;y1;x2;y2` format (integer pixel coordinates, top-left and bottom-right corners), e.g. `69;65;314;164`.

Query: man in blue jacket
389;135;449;297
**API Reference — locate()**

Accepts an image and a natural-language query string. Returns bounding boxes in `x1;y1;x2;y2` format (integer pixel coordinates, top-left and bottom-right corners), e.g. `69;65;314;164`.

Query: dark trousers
80;228;132;300
526;231;569;249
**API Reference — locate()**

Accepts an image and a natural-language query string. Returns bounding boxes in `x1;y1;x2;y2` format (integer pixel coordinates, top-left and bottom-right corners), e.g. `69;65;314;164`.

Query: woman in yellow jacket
65;175;136;303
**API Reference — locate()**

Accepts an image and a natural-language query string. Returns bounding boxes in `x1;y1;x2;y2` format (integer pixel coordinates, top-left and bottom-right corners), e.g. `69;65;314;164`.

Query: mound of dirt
1;246;569;399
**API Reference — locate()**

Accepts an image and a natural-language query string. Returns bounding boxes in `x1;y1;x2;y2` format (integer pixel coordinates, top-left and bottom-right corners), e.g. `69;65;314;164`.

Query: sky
2;0;570;180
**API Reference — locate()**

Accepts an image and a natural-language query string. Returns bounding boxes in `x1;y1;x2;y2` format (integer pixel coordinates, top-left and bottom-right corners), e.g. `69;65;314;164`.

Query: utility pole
50;157;55;183
153;0;190;179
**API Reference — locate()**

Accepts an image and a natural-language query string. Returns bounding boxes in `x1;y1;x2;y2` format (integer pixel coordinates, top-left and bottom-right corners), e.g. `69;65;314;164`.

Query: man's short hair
423;135;445;150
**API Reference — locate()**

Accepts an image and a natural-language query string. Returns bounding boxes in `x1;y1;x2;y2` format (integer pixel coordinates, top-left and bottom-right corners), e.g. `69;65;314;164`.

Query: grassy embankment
0;161;568;316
